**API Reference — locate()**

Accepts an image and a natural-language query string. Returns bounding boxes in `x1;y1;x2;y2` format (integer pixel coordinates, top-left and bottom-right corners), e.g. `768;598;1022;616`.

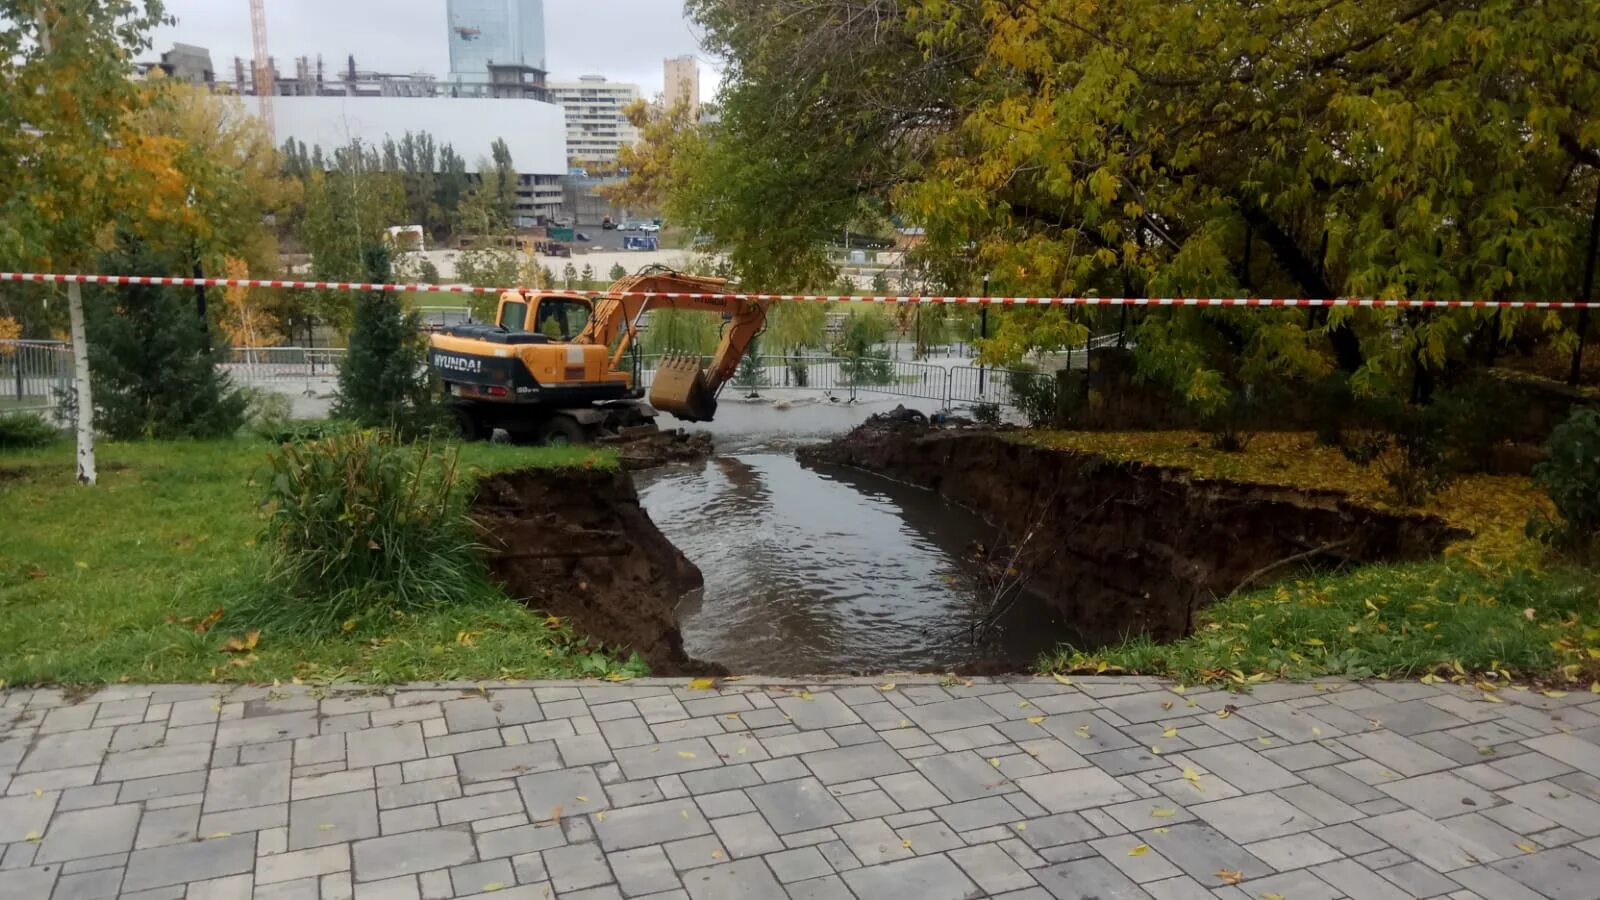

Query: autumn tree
298;141;405;332
0;0;189;483
656;0;1600;412
217;256;281;348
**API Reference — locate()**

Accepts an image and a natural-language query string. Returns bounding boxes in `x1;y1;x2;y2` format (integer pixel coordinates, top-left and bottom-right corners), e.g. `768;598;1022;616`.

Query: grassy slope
1024;431;1600;685
0;438;636;686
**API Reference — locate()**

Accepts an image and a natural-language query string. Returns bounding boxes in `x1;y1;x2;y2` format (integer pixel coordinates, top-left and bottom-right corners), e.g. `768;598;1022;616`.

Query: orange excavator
427;267;769;443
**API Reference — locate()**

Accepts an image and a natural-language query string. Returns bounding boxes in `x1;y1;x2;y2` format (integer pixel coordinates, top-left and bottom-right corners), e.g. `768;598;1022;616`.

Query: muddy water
635;413;1079;673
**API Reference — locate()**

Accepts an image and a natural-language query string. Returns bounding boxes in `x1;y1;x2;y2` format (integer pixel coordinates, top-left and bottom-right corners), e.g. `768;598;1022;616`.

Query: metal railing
1;341;73;411
635;353;1051;411
224;347;347;391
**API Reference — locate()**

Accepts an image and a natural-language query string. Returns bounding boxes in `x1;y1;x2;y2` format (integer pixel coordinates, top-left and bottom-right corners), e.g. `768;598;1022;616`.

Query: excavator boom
576;267;770;422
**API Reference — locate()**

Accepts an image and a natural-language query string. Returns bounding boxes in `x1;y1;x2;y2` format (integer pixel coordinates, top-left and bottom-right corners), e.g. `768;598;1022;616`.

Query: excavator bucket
648;353;719;422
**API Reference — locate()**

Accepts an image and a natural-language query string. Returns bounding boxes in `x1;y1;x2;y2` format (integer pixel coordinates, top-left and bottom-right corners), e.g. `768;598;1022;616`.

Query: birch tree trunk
67;281;96;486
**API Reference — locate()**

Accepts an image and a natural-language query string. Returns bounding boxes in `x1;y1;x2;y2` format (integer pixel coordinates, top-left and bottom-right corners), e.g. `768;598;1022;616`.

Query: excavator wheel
451;406;486;442
536;416;588;447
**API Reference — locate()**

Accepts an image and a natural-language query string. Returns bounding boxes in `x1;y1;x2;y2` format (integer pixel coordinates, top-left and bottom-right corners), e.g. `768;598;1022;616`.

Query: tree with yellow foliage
217;256;281;349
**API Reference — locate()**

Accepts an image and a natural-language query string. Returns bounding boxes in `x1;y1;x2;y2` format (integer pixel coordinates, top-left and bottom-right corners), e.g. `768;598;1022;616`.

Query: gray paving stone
0;792;57;842
289;789;380;849
18;728;112;772
36;803;141;864
711;810;784;858
122;834;255;892
545;843;613;892
682;857;785;900
1142;823;1271;887
1361;809;1506;872
204;760;290;812
1340;730;1457;776
352;828;476;882
839;853;978;900
766;846;832;883
784;874;853;900
100;743;212;783
50;866;123;900
1490;846;1600;898
697;788;757;818
613;738;721;780
1501;781;1600;837
1190;792;1320;843
0;865;58;900
800;741;911;785
594;798;711;851
346;724;426;770
455;742;562;784
1032;856;1146;900
1017;768;1137;813
914;751;1021;803
443;695;543;733
516;766;606;818
257;844;350;885
1310;858;1412;900
610;845;679;896
134;804;198;849
748;778;850;835
215;712;318;747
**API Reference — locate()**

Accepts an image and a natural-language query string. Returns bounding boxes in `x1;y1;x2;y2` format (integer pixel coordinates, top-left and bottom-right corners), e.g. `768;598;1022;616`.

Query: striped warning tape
2;271;1597;308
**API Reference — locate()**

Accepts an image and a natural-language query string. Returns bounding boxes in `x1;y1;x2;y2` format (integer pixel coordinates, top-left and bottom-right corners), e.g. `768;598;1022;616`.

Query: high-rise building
447;0;546;82
547;75;641;163
664;55;700;114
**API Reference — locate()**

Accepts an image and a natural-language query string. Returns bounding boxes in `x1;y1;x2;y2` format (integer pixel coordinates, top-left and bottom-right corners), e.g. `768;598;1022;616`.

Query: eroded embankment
470;468;722;675
798;420;1468;645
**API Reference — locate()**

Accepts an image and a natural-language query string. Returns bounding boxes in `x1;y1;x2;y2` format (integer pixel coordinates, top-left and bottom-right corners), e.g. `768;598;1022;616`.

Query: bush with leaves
1530;408;1600;556
1340;401;1455;506
1429;374;1521;474
85;238;250;440
333;247;440;436
970;402;1002;427
0;412;60;449
1007;365;1059;428
253;431;483;632
734;337;768;388
608;263;628;282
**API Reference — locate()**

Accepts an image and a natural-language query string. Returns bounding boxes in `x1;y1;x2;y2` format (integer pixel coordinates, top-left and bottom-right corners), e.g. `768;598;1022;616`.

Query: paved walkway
2;677;1599;900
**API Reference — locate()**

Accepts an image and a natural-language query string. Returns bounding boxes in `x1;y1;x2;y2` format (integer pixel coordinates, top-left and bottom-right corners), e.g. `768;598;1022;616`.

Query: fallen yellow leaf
901;839;912;848
482;883;505;892
1052;673;1073;685
1150;746;1162;755
1162;727;1178;738
1026;716;1046;725
989;758;1001;768
1482;692;1504;704
576;795;588;802
24;831;41;842
1543;690;1569;698
1128;845;1149;857
880;683;896;691
317;824;335;831
689;677;715;690
1074;724;1091;738
596;811;605;822
680;809;689;819
1151;808;1176;818
677;751;696;759
1515;840;1537;853
1217;869;1243;885
1263;893;1285;900
1014;822;1026;830
1257;736;1273;746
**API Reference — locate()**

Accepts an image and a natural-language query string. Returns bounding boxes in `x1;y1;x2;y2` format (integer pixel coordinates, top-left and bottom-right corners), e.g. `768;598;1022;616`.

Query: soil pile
799;416;1467;644
605;429;715;471
471;467;721;675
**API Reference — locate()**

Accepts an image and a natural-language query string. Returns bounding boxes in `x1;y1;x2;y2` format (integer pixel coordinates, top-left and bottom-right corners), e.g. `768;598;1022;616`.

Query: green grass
1042;560;1600;685
0;436;632;686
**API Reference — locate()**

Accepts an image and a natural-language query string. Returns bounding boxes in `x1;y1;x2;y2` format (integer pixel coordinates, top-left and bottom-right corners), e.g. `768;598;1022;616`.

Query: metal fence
1;341;72;411
635;353;1051;412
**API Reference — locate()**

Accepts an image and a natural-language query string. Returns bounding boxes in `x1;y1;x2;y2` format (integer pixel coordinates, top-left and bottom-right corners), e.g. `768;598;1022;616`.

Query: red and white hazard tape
3;271;1597;308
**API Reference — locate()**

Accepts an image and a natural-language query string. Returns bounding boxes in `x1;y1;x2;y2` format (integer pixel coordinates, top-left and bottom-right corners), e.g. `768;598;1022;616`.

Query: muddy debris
602;428;715;471
471;466;724;676
800;417;1467;645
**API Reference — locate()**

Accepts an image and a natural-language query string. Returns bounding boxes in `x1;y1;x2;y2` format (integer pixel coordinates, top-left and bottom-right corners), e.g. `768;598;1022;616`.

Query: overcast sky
150;1;722;98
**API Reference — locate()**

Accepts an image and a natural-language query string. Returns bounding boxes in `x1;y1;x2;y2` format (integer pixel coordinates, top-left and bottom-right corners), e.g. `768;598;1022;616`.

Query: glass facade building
446;0;546;81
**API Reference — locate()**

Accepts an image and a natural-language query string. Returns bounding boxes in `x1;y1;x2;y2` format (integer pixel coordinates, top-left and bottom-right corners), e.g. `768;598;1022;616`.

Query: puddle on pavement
635;427;1080;674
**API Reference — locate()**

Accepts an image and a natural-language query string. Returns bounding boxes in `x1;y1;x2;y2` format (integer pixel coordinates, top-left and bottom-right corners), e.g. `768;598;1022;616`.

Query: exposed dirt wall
799;420;1467;645
470;468;721;675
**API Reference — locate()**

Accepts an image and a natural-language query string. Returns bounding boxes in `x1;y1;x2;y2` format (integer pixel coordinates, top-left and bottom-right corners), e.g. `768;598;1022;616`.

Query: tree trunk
67;281;96;486
1570;177;1600;386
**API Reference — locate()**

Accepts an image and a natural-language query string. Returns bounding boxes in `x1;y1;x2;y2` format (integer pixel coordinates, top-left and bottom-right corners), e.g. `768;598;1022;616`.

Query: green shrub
254;431;484;632
86;236;250;440
1431;374;1520;473
1008;366;1058;428
1340;400;1454;506
243;389;295;440
334;246;443;437
0;412;61;450
970;402;1002;427
1531;408;1600;556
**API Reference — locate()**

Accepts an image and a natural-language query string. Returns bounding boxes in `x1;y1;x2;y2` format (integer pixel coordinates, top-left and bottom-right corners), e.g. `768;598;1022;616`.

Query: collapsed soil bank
798;420;1468;645
470;467;722;676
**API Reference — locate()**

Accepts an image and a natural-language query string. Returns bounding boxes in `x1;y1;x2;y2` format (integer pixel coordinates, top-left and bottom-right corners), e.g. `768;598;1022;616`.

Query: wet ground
637;400;1077;674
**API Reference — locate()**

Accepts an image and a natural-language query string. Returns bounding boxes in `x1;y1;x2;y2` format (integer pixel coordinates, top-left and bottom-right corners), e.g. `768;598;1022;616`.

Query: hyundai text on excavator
427;267;769;443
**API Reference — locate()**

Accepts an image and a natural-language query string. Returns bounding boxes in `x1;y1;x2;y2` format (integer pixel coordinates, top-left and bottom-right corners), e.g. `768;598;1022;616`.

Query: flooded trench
633;402;1079;674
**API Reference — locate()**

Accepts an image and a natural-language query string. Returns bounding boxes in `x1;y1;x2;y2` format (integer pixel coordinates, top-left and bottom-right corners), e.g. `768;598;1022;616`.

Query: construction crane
250;0;273;132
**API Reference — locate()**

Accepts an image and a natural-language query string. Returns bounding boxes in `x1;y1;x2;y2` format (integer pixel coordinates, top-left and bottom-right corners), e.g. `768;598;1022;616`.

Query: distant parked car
575;232;591;242
638;223;661;233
